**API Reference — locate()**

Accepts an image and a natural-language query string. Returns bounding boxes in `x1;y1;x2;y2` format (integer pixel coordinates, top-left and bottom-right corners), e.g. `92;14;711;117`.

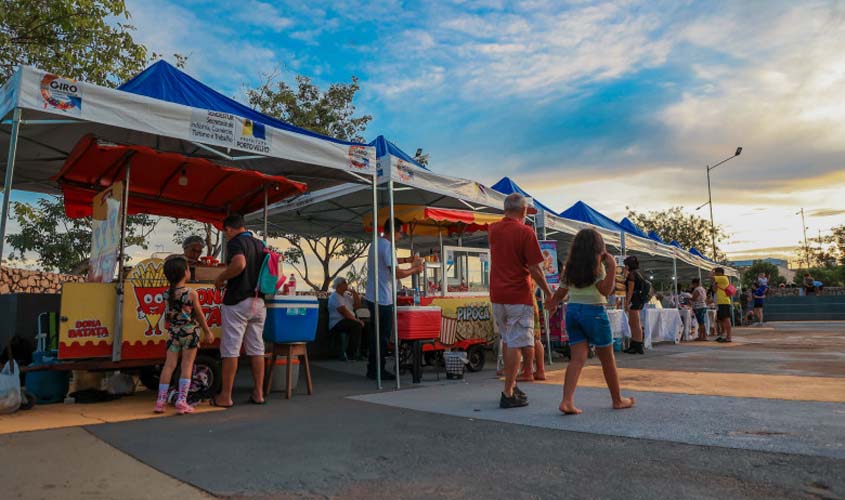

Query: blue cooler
263;295;319;343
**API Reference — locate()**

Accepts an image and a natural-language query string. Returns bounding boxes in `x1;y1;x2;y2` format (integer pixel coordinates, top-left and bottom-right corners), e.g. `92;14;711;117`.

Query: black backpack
634;272;652;303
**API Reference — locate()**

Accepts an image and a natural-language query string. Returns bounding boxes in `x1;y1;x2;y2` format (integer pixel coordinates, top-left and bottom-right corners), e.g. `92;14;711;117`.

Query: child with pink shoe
154;256;214;414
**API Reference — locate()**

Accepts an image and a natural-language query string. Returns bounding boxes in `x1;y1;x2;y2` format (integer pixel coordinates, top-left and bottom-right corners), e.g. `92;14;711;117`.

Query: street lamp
695;147;743;261
796;208;810;269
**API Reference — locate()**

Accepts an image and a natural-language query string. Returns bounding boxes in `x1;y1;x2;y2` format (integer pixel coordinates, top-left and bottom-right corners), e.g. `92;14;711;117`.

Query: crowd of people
152;194;756;416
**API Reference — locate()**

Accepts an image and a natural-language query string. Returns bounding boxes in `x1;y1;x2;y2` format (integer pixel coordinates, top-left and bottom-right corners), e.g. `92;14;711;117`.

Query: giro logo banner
348;145;370;170
40;73;82;115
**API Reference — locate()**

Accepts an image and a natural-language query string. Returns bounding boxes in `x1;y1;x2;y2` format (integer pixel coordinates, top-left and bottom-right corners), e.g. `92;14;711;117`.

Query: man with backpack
213;214;268;407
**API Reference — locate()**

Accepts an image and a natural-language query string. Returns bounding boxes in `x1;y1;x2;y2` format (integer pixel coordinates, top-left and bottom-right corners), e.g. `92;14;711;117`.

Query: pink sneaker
153;400;166;413
175;401;194;414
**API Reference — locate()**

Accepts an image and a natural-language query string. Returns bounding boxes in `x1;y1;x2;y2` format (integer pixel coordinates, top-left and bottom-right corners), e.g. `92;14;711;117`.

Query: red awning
54;135;307;228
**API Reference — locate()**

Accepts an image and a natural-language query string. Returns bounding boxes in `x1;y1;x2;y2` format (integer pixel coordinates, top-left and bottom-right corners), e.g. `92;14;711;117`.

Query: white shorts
493;303;535;349
220;298;267;358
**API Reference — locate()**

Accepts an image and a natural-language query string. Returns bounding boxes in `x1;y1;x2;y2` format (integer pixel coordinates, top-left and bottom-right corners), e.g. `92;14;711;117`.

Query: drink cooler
396;306;442;341
263;295;319;343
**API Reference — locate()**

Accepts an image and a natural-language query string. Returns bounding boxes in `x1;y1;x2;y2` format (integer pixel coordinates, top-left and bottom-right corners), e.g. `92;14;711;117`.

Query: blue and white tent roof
560;201;624;232
490;177;555;214
619;217;649;238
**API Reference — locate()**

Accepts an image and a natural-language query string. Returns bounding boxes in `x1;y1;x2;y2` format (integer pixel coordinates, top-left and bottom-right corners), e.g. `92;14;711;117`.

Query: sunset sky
7;0;845;269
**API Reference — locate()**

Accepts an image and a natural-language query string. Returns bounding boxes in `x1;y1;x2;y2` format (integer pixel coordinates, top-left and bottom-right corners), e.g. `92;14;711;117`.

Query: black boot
624;340;644;354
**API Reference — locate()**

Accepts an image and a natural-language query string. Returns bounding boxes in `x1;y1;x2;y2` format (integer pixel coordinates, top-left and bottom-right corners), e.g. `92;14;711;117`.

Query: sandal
248;396;267;405
210;396;233;408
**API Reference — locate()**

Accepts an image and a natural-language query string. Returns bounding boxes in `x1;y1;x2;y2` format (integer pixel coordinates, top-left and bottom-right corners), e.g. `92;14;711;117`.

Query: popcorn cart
365;206;501;377
51;135;306;390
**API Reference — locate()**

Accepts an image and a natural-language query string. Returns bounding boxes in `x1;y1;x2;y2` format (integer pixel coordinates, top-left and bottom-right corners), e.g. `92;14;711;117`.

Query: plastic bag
0;360;22;414
105;373;136;396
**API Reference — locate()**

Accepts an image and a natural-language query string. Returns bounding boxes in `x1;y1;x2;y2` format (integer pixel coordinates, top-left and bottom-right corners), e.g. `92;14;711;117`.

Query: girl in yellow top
546;229;635;415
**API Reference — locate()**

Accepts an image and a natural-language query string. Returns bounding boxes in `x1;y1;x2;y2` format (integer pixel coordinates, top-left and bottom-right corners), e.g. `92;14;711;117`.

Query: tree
795;226;844;268
833;225;845;265
246;70;372;143
5;196;158;274
740;261;781;289
627;206;729;262
169;219;222;259
0;0;148;87
247;71;373;291
276;234;369;292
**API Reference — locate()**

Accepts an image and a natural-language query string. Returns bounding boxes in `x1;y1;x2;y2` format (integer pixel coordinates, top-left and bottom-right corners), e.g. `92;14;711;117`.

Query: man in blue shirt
366;217;423;380
752;282;768;326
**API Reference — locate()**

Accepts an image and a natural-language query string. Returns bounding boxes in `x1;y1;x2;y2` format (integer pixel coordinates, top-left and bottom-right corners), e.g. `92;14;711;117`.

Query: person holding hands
546;228;635;415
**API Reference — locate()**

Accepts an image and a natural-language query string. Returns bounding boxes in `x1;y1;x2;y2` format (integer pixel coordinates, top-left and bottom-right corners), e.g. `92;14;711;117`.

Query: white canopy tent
0;64;381;364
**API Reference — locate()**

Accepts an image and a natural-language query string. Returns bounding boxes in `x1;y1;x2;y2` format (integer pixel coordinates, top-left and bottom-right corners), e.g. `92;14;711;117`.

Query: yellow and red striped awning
363;205;504;237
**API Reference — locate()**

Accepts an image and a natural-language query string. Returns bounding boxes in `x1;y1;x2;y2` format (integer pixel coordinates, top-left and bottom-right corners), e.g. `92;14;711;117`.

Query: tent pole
537;221;552;366
263;186;268;244
388;180;400;390
0;107;22;265
112;159;132;362
438;228;444;295
372;175;381;389
672;251;679;306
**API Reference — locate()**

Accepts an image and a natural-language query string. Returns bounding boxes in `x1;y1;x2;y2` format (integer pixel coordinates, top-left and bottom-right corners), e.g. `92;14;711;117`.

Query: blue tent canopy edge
490;177;555;214
560;200;623;232
119;60;365;147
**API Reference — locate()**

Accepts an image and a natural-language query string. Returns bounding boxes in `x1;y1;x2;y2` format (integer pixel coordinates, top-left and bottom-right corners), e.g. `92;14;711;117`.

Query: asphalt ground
3;322;844;499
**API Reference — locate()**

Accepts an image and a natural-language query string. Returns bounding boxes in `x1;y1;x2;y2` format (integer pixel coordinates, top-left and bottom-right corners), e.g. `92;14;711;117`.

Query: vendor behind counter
181;235;223;282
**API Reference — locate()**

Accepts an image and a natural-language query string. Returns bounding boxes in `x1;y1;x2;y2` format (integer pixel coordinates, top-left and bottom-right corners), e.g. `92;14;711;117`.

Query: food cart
364;205;505;376
50;135;306;391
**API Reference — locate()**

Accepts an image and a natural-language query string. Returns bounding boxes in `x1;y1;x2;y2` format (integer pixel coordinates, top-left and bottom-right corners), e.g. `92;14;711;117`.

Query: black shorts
629;300;644;311
717;304;731;321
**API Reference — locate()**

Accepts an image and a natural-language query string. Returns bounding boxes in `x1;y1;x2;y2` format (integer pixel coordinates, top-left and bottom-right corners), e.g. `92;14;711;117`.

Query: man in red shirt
489;193;553;408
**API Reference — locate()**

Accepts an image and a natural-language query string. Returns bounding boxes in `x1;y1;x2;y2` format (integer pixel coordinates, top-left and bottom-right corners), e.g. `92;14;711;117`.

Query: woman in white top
546;229;635;415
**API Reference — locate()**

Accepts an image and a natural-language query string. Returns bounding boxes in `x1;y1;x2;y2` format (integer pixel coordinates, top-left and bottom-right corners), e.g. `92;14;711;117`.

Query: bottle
288;274;296;295
413;288;420;306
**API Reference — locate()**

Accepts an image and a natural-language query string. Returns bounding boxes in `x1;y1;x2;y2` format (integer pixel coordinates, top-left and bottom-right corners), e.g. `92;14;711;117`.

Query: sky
6;0;845;271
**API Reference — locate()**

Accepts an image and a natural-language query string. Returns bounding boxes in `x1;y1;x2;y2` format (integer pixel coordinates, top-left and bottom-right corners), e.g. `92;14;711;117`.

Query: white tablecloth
640;308;684;349
606;309;631;339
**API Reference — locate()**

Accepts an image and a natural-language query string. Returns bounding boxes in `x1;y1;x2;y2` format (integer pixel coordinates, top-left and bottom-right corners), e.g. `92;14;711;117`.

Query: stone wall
0;266;85;294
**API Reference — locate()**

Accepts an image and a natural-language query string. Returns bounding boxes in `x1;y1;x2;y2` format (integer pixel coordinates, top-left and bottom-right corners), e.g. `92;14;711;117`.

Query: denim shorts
753;299;764;308
693;308;707;325
565;303;613;348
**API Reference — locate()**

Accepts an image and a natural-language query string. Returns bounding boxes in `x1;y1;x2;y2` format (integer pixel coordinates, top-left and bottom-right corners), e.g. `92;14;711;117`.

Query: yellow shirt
714;275;730;305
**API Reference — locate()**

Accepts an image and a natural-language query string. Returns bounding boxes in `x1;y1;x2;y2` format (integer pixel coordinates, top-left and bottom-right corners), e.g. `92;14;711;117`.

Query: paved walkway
2;322;843;499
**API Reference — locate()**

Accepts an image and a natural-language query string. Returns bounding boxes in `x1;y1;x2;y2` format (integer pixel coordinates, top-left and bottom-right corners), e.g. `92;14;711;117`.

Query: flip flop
210;396;233;408
248;396;267;405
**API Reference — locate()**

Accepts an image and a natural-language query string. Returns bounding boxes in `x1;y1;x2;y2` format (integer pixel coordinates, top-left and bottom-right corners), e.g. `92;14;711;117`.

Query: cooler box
396;306;442;341
263;295;319;343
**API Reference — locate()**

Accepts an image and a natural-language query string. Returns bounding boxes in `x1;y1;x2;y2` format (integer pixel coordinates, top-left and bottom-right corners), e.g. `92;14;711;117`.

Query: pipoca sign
456;304;491;322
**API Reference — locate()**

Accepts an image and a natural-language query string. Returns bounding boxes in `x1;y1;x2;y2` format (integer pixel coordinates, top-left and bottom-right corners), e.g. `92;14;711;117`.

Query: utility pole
797;208;810;269
695;147;743;262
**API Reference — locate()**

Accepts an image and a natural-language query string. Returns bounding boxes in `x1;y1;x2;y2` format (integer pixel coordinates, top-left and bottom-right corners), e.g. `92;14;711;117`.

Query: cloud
230;1;293;31
372;2;673;101
809;209;845;218
125;0;292;96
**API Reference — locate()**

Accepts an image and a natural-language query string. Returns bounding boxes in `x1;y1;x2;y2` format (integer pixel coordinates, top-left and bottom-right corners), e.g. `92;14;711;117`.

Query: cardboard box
193;266;225;282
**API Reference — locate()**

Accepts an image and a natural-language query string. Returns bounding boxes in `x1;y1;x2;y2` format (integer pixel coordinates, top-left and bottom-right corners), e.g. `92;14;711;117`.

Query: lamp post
796;208;810;269
695;147;743;261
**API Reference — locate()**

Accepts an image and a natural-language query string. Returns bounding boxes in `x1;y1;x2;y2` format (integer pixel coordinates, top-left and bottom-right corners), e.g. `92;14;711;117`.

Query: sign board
59;258;223;360
539;240;559;286
87;181;123;282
